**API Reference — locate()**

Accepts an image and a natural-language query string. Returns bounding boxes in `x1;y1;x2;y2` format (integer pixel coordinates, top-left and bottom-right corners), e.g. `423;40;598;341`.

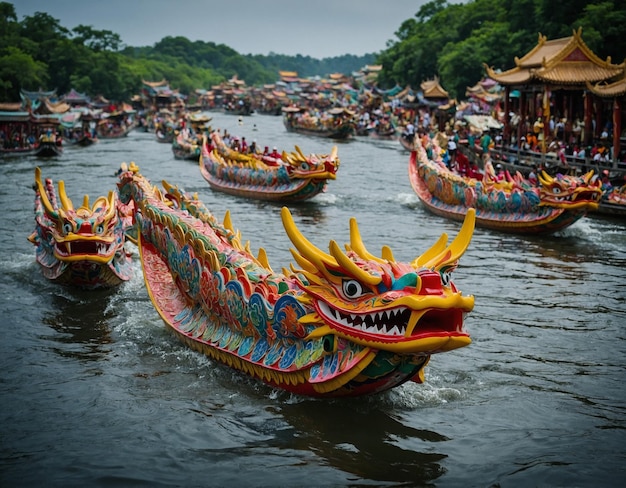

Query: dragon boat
594;184;626;217
28;167;133;288
409;135;603;235
282;106;355;140
172;113;211;161
172;131;202;161
35;135;63;158
199;132;339;202
117;163;476;398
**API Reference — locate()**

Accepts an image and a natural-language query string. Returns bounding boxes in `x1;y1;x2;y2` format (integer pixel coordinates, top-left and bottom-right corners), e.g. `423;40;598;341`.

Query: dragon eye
299;162;310;171
342;279;367;299
552;187;562;194
94;224;105;234
63;223;73;234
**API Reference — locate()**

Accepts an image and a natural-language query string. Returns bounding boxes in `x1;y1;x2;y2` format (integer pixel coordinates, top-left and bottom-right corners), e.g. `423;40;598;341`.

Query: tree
0;46;48;100
72;25;123;52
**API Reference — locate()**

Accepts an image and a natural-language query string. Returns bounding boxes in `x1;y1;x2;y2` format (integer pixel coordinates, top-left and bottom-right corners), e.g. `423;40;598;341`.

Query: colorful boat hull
199;133;339;202
409;136;603;235
28;167;133;288
282;107;355;139
118;163;477;397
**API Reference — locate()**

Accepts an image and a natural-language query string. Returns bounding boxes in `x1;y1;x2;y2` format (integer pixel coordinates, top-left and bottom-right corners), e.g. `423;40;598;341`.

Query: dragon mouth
317;301;463;340
544;188;602;206
573;189;602;203
54;239;117;262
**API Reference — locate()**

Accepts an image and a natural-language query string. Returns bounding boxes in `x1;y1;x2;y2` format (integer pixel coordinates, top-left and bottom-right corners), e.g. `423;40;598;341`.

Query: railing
460;143;626;177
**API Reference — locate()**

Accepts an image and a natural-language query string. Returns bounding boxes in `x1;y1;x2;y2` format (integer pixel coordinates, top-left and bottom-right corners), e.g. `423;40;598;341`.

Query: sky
13;0;434;59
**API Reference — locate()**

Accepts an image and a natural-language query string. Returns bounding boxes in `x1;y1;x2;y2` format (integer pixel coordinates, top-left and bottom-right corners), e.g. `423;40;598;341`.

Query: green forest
1;0;624;104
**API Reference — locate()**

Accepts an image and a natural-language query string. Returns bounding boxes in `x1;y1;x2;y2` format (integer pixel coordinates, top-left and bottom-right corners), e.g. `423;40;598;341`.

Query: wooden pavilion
484;28;624;163
587;71;626;163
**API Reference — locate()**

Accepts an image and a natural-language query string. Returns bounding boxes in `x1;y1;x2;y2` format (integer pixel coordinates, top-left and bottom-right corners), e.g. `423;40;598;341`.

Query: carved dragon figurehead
208;131;339;181
537;171;602;209
116;163;477;395
280;145;339;180
283;207;476;354
30;167;124;264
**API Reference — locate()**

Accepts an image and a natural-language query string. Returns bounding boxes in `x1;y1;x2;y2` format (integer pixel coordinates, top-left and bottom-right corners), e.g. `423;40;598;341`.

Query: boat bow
118;163;476;397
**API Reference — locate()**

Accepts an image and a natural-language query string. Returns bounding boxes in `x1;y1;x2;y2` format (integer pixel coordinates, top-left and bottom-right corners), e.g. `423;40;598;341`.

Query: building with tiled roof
587;73;626;98
586;70;626;163
421;77;449;100
483;28;624;157
485;29;622;86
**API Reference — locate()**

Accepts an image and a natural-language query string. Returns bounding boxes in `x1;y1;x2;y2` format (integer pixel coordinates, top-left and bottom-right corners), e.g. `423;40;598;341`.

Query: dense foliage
0;0;624;104
0;2;374;103
378;0;626;98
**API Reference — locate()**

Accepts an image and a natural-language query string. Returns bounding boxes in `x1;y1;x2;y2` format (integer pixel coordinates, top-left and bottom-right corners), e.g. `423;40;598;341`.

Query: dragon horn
420;209;475;270
104;191;117;220
34;167;58;219
413;233;448;268
381;245;395;262
161;180;175;193
349;217;386;263
282;153;294;165
329;240;380;285
538;171;553;186
281;206;337;274
295;145;307;161
57;180;74;211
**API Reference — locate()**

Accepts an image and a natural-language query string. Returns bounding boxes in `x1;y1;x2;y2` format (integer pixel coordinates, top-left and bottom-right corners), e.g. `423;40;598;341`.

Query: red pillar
613;98;622;166
519;91;527;143
504;86;511;142
584;91;593;146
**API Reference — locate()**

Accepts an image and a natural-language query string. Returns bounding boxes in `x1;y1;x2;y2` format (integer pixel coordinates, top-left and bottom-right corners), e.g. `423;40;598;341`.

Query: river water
1;112;625;487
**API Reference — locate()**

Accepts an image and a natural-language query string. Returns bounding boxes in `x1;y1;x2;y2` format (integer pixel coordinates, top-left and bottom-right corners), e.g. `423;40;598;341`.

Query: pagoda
485;28;624;157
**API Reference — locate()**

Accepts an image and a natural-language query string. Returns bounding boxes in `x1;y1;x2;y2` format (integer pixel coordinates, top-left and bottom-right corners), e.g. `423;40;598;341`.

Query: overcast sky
13;0;436;58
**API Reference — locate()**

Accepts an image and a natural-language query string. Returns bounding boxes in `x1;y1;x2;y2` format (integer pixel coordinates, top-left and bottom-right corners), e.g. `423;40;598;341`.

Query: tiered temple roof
421;77;449;99
586;71;626;98
485;28;624;86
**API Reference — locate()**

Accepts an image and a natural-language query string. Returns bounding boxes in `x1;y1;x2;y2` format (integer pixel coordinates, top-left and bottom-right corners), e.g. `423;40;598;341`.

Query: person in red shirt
269;146;281;159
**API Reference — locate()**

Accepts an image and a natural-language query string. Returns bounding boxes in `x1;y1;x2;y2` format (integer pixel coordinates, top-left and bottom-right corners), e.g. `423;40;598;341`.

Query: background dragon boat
34;133;63;158
28;167;133;288
117;163;476;398
409;135;603;235
199;132;339;202
171;113;211;161
595;184;626;217
172;131;202;161
282;106;355;139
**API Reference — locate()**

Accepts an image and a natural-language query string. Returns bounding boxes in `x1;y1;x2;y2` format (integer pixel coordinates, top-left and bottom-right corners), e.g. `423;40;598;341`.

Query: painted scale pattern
119;163;476;397
409;135;602;234
199;132;339;202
